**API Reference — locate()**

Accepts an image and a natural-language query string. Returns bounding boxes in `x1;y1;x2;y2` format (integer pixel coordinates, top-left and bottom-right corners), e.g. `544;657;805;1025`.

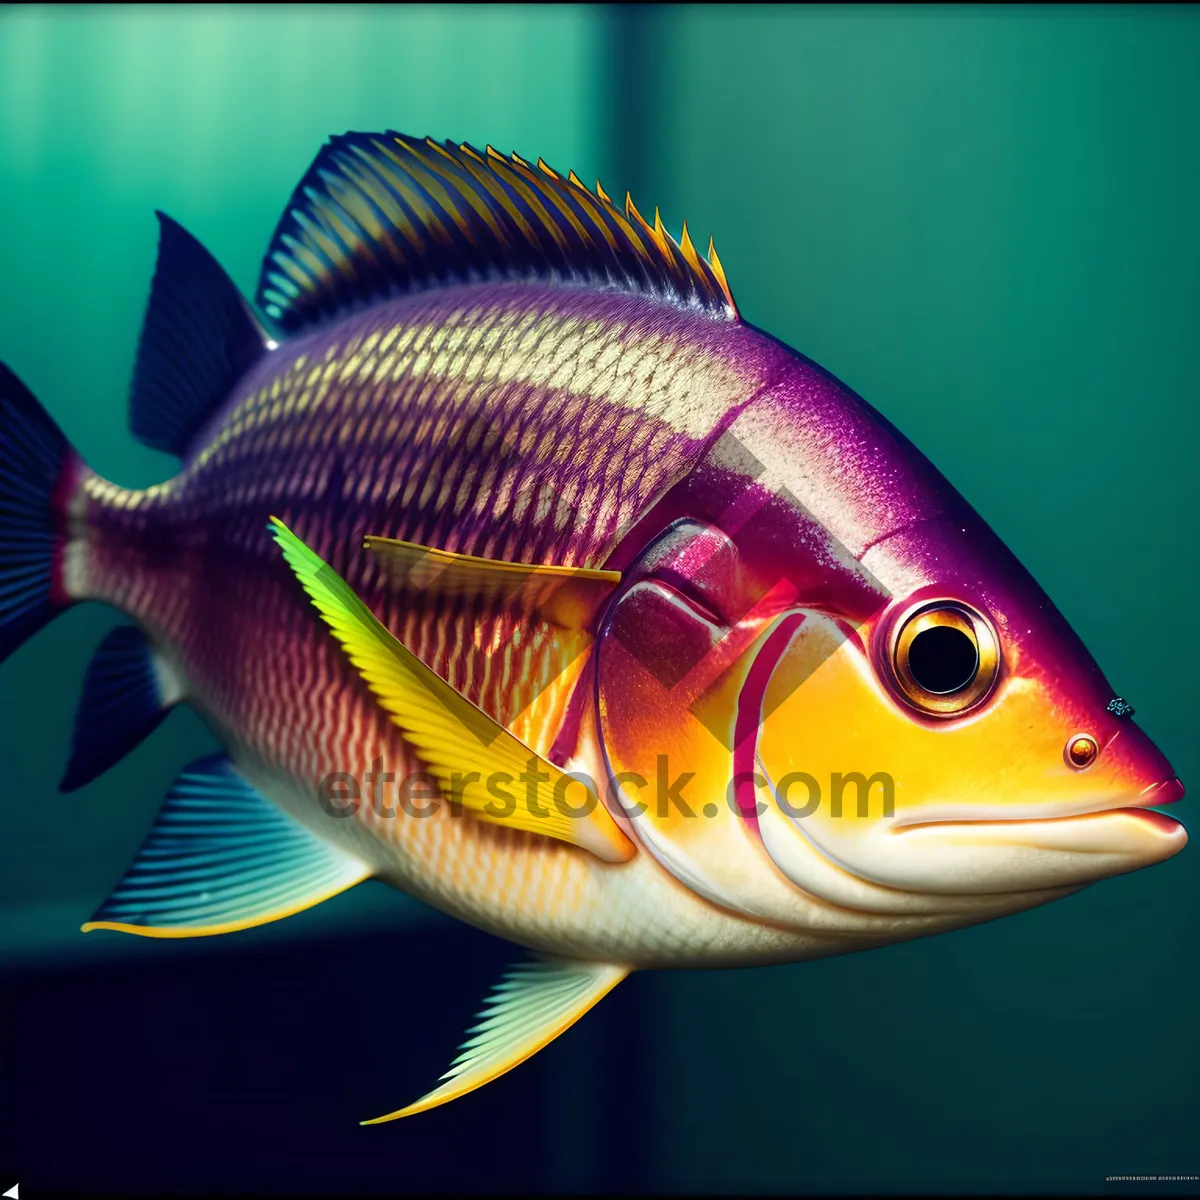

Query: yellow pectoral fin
362;534;620;629
363;958;629;1122
270;518;634;863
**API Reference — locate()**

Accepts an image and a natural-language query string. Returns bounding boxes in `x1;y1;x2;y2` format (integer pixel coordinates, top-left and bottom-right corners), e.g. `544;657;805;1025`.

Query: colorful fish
0;132;1185;1121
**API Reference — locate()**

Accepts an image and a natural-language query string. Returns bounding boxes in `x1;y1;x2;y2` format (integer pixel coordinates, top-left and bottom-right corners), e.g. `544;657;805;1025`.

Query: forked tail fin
2;211;268;783
0;362;82;664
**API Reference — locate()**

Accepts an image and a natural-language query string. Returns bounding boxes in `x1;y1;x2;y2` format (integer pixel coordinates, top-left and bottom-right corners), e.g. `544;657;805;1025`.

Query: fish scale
70;283;808;963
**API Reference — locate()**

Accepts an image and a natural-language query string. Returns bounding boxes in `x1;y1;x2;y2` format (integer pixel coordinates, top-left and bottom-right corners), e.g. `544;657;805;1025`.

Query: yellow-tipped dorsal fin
362;958;629;1122
269;518;635;864
362;534;620;630
255;131;738;332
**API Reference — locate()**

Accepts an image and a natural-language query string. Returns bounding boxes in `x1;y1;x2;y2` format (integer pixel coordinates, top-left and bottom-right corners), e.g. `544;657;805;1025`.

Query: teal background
0;4;1197;1194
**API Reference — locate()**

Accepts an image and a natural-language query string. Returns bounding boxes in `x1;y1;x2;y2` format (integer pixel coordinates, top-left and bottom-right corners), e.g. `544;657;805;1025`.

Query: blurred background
1;4;1197;1194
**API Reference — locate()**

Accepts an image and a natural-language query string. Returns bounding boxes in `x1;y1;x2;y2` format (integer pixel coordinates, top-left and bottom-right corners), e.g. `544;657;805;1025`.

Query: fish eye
890;602;1000;716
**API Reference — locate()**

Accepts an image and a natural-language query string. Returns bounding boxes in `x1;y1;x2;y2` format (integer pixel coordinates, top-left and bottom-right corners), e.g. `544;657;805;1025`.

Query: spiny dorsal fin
255;132;737;333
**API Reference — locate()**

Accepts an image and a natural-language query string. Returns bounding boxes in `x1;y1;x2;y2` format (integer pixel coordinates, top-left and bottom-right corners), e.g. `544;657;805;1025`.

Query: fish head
596;350;1184;920
752;515;1186;901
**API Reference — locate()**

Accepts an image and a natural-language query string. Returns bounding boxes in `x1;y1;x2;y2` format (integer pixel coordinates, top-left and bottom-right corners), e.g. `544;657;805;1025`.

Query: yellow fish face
595;453;1184;924
755;605;1184;905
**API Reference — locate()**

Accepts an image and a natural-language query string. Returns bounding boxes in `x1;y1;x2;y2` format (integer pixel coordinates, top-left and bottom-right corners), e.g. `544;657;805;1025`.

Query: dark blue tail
0;362;80;664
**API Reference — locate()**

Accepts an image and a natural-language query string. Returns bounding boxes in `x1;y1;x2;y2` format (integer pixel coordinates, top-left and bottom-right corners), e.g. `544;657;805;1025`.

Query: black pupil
908;624;978;694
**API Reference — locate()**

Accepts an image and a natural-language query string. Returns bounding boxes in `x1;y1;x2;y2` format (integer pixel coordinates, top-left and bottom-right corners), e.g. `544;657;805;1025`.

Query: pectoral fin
270;518;634;863
82;754;371;937
362;958;629;1122
363;535;620;629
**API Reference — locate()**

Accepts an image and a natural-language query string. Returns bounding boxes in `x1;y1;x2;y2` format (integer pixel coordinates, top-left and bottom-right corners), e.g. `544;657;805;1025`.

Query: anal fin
60;624;178;793
363;958;628;1122
82;755;371;938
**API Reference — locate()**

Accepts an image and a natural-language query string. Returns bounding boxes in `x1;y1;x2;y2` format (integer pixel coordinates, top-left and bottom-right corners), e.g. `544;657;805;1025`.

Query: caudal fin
0;363;81;663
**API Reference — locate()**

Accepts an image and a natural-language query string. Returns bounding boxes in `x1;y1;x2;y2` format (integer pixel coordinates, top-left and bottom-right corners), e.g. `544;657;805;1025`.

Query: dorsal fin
131;213;269;458
255;132;737;333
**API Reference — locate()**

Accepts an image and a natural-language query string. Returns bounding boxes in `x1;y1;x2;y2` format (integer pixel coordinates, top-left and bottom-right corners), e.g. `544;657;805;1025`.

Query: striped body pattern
72;283;829;964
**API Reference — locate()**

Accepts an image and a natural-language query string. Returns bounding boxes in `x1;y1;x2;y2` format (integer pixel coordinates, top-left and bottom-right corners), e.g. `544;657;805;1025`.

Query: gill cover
591;518;991;933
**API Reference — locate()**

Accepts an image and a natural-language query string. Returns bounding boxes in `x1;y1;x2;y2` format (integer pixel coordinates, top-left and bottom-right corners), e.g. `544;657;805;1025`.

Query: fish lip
890;776;1186;834
1106;807;1185;835
754;753;1185;838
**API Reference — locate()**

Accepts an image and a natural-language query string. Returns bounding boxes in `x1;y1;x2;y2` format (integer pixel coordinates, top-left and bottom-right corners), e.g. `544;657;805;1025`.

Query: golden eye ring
891;601;1000;717
1065;733;1098;769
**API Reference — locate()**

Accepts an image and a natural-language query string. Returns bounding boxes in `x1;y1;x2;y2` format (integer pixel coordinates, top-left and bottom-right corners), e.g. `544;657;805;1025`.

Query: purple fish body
0;132;1184;1120
82;282;775;802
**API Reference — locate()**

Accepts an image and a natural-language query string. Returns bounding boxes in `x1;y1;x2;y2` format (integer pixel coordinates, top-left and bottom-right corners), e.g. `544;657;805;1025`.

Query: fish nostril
1136;776;1186;807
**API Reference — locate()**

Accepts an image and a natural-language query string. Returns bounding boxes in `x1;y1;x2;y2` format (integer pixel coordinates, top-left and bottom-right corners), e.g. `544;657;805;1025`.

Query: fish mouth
890;781;1186;895
750;610;1187;895
889;775;1186;834
757;762;1187;898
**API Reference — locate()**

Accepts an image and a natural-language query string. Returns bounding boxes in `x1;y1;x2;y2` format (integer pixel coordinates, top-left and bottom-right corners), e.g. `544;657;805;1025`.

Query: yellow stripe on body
256;299;751;441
